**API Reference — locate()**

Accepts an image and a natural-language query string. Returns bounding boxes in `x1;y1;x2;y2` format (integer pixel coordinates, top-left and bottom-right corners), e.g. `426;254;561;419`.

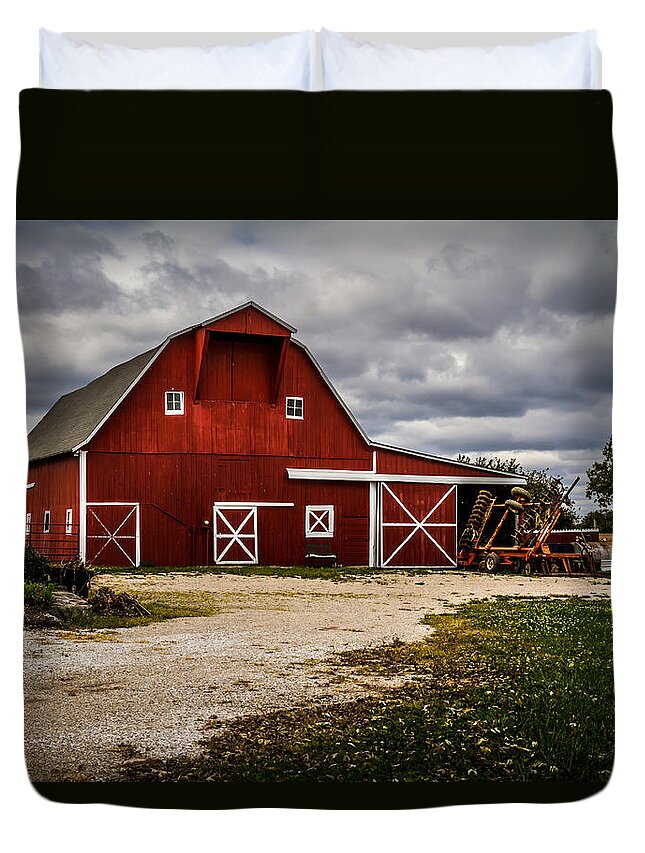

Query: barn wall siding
85;450;369;566
25;456;79;561
89;333;371;462
374;447;510;479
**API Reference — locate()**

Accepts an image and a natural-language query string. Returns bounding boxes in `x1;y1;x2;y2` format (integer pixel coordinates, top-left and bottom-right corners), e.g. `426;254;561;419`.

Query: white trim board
211;502;294;508
287;468;525;485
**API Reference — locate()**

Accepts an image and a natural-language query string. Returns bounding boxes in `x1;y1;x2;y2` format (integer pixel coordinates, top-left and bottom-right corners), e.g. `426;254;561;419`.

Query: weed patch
59;588;220;630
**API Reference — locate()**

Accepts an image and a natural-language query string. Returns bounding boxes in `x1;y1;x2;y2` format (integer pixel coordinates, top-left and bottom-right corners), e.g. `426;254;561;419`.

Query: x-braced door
379;483;457;568
85;502;140;567
213;505;258;564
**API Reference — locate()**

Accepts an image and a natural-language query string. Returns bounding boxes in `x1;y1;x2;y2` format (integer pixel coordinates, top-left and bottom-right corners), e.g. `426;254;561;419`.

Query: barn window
305;505;334;538
43;510;51;534
65;508;73;535
286;396;304;419
165;390;184;415
25;513;31;534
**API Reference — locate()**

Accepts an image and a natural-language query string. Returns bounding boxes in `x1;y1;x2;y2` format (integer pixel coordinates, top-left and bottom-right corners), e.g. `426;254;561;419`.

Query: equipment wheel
483;551;501;573
505;499;525;514
511;487;531;501
478;559;487;573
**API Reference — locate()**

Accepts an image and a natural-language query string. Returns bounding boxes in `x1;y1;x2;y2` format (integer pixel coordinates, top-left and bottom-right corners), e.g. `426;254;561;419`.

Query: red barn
25;302;524;569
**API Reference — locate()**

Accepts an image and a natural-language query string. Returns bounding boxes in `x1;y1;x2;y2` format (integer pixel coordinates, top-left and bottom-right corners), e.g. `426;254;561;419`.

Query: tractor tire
478;559;487;573
483;551;501;573
505;499;525;514
511;487;531;501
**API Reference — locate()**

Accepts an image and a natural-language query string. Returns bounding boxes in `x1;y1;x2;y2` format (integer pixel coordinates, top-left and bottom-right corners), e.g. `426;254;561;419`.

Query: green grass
59;589;220;630
24;581;55;610
122;596;613;783
93;564;438;581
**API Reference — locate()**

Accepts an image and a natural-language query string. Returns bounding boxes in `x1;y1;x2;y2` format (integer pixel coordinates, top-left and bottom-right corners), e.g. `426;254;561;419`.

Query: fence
25;523;80;564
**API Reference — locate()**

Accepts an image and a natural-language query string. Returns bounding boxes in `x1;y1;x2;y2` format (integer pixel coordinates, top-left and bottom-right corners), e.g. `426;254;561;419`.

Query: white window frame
286;396;304;420
25;513;31;535
165;390;184;415
305;505;335;538
65;508;73;535
43;510;51;534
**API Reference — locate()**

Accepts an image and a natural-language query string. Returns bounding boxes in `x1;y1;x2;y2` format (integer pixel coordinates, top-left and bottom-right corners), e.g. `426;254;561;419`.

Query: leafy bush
24;581;54;610
24;546;50;583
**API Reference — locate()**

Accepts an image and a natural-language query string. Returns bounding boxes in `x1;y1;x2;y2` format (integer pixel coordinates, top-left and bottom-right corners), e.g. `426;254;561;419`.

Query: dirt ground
23;570;610;783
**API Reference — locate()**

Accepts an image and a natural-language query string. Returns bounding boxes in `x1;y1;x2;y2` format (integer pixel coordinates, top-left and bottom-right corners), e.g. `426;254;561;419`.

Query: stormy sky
16;220;616;513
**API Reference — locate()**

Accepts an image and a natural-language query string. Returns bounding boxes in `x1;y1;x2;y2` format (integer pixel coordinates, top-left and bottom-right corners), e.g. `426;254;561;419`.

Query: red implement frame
458;478;596;576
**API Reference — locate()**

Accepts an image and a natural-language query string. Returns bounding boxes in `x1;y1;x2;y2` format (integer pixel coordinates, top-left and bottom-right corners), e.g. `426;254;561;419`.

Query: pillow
320;30;600;90
40;29;316;90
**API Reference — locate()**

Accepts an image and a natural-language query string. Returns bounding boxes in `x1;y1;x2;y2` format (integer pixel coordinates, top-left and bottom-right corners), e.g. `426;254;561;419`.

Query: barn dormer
192;302;295;405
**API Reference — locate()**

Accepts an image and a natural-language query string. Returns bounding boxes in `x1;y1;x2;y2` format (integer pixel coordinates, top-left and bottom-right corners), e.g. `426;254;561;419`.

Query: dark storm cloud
17;257;121;315
16;220;123;316
16;219;616;510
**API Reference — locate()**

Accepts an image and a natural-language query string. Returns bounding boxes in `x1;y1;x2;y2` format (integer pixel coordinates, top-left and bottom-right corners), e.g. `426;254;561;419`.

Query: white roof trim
71;340;169;452
286;468;526;485
290;339;525;481
369;440;525;478
196;300;297;335
290;339;372;444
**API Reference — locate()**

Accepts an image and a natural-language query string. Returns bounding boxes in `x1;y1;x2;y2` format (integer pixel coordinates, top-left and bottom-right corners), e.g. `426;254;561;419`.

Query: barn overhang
286;468;526;485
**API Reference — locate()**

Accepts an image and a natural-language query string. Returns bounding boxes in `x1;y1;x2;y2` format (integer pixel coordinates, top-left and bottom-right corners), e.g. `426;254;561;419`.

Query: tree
585;438;613;510
456;453;579;528
581;509;613;534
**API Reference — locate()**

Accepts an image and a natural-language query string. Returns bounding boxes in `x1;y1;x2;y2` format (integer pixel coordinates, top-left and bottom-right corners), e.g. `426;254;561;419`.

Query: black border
33;780;608;810
18;90;617;219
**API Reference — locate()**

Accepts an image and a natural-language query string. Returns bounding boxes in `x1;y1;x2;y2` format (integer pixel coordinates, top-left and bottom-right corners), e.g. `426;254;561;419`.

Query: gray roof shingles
28;347;161;462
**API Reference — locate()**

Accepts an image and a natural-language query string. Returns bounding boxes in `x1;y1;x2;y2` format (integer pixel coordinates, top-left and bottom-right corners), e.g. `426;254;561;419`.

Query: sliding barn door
379;483;457;568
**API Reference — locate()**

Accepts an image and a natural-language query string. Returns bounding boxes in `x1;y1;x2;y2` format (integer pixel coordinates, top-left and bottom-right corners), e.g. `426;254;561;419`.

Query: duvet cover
19;89;617;809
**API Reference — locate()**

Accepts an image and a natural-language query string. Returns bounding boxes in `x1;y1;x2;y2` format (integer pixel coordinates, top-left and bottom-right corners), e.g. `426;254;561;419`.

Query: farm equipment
457;477;596;576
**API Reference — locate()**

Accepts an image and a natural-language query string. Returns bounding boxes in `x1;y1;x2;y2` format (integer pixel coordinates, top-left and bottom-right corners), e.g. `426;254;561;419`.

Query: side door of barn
378;483;457;568
84;502;141;567
213;504;258;564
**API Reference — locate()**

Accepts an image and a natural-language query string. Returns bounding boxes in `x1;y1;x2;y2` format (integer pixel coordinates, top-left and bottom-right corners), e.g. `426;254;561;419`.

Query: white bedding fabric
39;29;600;91
320;29;600;90
39;29;316;90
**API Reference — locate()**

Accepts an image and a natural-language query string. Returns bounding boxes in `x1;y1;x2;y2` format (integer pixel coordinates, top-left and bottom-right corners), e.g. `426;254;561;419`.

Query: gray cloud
16;219;616;512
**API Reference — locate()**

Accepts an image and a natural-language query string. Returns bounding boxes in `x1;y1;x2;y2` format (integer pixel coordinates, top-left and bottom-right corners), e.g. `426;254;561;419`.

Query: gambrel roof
28;347;161;461
27;301;523;480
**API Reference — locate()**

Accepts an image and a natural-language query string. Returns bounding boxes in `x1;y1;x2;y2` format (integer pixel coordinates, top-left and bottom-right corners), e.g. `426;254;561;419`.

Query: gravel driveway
23;570;610;782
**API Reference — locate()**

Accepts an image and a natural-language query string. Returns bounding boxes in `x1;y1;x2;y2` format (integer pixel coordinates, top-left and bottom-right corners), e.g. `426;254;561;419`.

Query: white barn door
213;504;258;565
